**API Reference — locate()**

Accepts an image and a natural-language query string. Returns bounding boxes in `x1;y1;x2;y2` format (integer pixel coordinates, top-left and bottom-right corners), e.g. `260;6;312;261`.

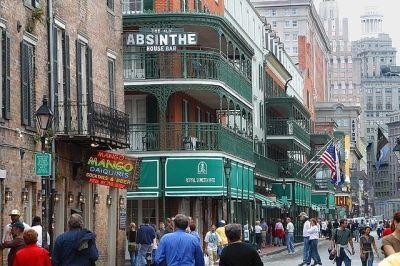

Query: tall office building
252;0;331;121
319;0;358;104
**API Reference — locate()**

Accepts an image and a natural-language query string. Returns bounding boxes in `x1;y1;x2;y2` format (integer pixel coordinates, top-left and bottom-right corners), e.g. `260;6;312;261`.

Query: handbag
128;242;137;253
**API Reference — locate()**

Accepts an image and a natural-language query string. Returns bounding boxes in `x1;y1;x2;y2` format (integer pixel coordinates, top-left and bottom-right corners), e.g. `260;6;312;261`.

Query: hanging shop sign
85;151;141;189
125;28;198;52
351;119;357;143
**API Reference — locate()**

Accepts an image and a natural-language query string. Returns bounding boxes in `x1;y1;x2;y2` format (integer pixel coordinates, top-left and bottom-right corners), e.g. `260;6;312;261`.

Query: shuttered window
106;0;114;11
20;41;35;127
108;59;115;109
1;30;11;119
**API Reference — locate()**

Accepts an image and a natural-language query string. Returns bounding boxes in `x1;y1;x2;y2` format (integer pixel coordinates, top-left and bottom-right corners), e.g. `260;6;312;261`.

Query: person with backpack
52;214;99;266
331;219;355;266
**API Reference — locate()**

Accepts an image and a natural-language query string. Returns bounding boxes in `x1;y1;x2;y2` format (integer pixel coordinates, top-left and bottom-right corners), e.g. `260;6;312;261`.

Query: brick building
0;1;128;264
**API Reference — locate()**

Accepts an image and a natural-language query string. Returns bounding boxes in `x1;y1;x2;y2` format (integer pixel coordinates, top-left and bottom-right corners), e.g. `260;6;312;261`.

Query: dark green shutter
53;26;58;109
20;42;29;125
143;0;154;11
2;31;10;119
86;46;93;104
76;40;82;104
62;32;70;131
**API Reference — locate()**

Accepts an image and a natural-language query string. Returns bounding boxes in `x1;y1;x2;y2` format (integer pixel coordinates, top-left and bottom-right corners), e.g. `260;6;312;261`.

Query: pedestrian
274;219;284;247
377;222;383;239
260;219;268;248
127;222;137;266
204;224;221;265
333;219;339;230
155;214;204;266
164;218;174;234
321;220;327;238
306;218;322;266
382;222;393;238
286;217;295;254
52;214;99;266
31;216;50;248
267;220;273;246
332;218;355;266
189;222;201;244
0;222;26;266
156;222;166;241
13;229;50;266
254;221;262;253
2;210;30;242
351;220;359;243
360;226;379;266
216;220;228;257
327;220;333;240
136;217;156;266
382;211;400;257
298;212;311;266
219;223;263;266
379;252;400;266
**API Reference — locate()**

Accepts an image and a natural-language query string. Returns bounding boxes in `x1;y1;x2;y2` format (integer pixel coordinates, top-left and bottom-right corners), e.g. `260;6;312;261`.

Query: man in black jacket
219;223;263;266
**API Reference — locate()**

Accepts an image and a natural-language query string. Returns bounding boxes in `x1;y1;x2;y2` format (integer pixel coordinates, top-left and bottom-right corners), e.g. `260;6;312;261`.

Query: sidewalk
260;242;304;257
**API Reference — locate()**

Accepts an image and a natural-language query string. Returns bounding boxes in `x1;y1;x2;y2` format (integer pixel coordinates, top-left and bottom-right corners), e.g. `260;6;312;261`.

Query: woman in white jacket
306;218;322;266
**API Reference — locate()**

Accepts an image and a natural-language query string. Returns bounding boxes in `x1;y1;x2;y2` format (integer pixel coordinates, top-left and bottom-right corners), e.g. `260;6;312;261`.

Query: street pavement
263;232;383;266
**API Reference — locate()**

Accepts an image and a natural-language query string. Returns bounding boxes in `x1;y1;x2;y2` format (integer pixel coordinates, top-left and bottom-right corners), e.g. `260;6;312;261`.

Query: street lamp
35;95;54;251
224;158;232;223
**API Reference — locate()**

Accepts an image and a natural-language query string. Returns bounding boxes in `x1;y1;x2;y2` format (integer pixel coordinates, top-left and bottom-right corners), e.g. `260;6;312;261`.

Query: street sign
35;153;51;176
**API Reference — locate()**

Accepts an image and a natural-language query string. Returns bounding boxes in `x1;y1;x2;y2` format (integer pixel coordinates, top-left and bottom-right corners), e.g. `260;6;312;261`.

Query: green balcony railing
277;159;303;179
128;122;253;160
253;153;279;178
124;51;252;102
266;119;310;145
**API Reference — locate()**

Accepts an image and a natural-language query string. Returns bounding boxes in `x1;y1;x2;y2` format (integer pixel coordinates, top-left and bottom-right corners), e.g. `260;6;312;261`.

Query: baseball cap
298;212;308;217
11;221;24;230
220;220;226;225
9;210;21;216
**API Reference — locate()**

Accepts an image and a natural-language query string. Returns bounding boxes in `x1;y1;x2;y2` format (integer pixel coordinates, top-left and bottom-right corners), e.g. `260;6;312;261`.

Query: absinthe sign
125;28;198;52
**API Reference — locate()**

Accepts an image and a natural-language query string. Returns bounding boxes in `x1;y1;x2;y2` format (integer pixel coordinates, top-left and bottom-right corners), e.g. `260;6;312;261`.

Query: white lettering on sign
185;177;216;183
125;30;198;52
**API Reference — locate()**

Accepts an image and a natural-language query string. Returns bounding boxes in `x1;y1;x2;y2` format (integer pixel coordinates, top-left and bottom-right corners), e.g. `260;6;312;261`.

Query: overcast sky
314;0;400;57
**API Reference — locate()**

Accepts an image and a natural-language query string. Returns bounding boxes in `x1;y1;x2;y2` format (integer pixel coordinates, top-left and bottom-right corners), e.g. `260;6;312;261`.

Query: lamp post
224;158;232;223
35;95;53;250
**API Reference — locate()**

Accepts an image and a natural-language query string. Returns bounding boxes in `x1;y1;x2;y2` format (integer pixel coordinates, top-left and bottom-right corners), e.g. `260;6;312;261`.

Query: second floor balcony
266;119;310;145
124;50;252;103
128;122;253;160
54;101;129;148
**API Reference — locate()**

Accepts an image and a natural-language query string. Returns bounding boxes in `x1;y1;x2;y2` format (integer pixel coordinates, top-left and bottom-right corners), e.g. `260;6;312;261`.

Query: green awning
255;193;277;208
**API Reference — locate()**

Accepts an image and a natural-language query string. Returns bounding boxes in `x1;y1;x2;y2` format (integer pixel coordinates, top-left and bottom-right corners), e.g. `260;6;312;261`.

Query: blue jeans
286;233;295;253
302;236;310;263
336;247;351;266
307;239;321;265
361;253;374;266
129;251;136;266
136;244;151;266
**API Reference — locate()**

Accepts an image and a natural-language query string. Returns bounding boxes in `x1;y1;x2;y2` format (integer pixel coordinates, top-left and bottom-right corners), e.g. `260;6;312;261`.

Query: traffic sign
35;153;51;176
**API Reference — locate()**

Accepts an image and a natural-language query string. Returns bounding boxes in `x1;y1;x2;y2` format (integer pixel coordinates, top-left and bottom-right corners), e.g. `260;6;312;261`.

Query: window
293;47;298;53
292;33;298;41
272;9;276;16
108;58;115;109
385;88;392;93
292;8;297;15
106;0;114;10
0;29;10;120
376;89;381;93
272;21;277;27
76;40;93;132
285;21;291;28
285;33;290;41
386;96;392;110
21;40;36;127
292;21;298;28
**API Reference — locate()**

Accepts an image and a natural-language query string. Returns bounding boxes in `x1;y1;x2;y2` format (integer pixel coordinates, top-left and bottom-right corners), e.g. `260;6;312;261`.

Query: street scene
1;0;400;265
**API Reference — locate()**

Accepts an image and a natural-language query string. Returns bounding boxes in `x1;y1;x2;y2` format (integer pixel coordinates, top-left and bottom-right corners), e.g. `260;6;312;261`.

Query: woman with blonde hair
127;222;137;266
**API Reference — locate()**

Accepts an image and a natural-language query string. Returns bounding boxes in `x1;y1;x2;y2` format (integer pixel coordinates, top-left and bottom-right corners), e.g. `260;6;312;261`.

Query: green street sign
35;153;51;176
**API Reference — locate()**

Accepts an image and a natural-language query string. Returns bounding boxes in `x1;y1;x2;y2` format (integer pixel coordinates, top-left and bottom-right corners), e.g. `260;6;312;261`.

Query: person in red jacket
13;229;50;266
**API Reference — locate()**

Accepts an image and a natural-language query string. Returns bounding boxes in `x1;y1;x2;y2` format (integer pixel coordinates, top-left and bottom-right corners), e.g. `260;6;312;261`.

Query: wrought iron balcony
128;122;253;160
277;159;303;179
253;153;279;178
54;101;129;148
266;119;310;145
124;50;252;102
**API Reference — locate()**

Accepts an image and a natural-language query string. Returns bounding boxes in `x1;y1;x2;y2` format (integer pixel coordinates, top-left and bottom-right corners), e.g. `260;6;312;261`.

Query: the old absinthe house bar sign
125;28;198;52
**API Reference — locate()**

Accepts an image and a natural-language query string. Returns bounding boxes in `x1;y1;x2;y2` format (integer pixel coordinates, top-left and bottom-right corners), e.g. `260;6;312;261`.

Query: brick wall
154;0;224;15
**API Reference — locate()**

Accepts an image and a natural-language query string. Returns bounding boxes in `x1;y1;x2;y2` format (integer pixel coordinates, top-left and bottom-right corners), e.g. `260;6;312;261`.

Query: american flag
321;144;337;183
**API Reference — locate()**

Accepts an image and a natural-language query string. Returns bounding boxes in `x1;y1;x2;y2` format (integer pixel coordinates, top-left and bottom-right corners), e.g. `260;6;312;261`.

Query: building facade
252;0;331;120
318;0;358;104
0;0;128;265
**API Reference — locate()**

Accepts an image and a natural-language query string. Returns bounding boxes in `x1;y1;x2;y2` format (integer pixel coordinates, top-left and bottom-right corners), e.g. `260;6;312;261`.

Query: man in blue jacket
155;214;204;266
52;214;99;266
